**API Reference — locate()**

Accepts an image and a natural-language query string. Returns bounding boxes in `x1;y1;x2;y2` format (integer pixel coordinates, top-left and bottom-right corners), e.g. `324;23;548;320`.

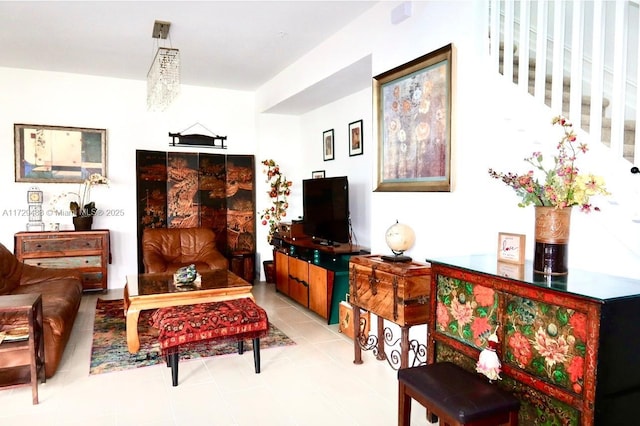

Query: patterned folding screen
135;150;255;274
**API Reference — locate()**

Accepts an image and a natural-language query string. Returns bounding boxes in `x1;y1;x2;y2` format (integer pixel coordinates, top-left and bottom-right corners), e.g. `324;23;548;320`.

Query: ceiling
0;1;377;113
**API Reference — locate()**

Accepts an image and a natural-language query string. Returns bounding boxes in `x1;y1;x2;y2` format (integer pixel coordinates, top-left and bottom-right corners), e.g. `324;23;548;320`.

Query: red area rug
89;298;295;375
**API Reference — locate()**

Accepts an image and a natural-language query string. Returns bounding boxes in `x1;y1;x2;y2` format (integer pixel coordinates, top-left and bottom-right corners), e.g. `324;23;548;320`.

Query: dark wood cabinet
15;230;110;292
427;255;640;425
230;251;255;284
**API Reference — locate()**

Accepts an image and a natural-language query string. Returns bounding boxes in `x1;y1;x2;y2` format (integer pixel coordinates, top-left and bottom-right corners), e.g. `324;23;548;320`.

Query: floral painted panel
436;275;498;349
504;295;587;395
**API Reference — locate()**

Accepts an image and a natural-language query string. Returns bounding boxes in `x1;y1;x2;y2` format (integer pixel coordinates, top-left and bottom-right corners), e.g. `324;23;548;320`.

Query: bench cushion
398;362;519;423
151;297;268;351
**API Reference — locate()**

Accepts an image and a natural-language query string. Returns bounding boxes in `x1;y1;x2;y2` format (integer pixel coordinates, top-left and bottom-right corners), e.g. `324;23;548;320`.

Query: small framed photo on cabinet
497;232;525;264
323;129;334;161
312;170;325;179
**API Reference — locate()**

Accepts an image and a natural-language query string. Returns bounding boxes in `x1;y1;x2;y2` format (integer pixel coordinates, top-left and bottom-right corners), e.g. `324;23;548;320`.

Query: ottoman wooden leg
253;338;261;373
168;349;179;387
238;340;244;355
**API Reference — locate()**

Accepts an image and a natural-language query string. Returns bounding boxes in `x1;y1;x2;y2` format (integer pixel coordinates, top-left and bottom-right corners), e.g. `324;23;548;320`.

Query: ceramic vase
72;216;93;231
533;206;572;275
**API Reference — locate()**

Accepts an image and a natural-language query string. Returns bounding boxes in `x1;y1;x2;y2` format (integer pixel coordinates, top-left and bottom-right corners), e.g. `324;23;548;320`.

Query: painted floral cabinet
427;255;640;425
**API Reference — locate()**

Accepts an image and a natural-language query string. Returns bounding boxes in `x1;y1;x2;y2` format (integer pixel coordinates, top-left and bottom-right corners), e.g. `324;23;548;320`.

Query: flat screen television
302;176;350;245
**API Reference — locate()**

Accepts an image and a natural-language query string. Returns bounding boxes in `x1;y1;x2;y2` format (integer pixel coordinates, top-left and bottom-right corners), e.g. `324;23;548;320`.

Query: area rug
90;298;295;375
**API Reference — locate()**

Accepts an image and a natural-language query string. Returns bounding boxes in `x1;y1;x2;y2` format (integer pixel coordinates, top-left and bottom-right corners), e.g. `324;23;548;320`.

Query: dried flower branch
259;160;292;242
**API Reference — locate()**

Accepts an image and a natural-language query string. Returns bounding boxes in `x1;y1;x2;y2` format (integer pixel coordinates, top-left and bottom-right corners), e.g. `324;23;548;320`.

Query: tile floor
0;281;430;425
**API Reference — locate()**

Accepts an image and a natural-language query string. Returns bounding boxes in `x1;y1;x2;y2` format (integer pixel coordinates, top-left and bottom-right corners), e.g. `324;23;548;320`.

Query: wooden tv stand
271;235;366;324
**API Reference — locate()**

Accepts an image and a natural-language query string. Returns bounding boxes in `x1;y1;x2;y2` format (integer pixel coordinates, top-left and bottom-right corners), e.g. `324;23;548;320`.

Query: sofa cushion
12;279;82;337
0;244;22;294
142;227;229;273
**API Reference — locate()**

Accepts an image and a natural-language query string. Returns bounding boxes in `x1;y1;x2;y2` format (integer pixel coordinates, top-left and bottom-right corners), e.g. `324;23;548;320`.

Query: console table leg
400;326;409;369
353;305;363;364
376;316;386;361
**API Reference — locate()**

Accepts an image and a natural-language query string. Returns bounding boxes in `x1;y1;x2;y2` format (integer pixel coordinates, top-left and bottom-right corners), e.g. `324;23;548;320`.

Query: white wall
2;0;639;289
262;0;640;279
0;67;258;289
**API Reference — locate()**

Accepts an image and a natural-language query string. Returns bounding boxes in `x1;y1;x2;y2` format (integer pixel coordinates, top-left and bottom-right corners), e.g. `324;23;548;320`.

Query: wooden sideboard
349;255;431;369
427;255;640;425
15;230;111;292
272;235;365;324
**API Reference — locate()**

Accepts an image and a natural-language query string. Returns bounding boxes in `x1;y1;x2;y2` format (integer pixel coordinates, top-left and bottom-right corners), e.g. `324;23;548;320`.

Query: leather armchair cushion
142;227;229;273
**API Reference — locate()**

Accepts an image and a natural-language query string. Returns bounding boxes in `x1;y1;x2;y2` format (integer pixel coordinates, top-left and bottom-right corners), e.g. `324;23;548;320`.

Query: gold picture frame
497;232;526;264
374;43;454;192
14;123;107;183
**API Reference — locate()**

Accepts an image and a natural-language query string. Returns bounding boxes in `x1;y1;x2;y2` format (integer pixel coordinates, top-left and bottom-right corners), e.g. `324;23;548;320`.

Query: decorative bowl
174;264;197;284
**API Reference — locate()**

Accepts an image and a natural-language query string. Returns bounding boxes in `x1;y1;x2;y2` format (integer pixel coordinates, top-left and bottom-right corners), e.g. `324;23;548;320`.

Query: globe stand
381;251;412;263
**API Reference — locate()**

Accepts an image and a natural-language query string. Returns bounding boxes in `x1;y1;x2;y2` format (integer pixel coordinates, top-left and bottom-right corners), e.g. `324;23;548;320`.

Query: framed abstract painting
14;124;107;183
373;43;454;192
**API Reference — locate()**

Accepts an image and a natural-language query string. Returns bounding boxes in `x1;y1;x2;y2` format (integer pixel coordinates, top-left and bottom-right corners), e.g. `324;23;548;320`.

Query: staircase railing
489;0;639;166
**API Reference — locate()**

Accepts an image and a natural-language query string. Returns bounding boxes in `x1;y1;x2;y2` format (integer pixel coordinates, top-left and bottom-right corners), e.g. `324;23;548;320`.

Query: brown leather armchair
0;243;83;378
141;227;229;273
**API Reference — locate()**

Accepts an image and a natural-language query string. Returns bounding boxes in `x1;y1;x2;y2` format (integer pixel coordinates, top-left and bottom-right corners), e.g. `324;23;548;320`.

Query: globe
382;221;416;262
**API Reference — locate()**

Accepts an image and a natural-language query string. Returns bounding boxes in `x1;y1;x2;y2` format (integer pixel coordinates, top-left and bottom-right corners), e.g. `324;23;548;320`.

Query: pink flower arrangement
489;115;609;212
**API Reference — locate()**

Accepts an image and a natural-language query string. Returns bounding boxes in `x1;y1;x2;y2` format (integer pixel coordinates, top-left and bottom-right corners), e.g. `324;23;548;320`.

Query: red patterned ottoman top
150;297;269;352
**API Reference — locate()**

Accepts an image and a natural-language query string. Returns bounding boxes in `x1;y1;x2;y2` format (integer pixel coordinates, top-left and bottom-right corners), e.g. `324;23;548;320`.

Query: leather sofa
0;243;83;378
142;227;229;273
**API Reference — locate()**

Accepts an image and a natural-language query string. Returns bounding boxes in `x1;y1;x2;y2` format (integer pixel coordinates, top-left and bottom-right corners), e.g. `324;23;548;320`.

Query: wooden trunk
349;255;431;327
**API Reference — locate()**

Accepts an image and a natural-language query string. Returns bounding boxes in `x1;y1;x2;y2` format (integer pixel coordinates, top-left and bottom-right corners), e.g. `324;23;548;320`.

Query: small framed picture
348;120;363;157
497;232;526;264
323;129;334;161
312;170;325;179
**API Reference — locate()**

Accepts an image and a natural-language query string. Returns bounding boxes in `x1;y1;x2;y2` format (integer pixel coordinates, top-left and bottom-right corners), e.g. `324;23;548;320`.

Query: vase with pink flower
489;116;609;275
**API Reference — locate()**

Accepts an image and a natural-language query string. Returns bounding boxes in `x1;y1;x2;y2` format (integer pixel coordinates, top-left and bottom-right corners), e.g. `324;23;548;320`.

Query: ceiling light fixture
147;20;180;111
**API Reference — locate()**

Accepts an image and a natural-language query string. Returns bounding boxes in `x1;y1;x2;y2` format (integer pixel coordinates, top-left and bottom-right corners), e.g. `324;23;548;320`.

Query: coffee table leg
125;307;141;353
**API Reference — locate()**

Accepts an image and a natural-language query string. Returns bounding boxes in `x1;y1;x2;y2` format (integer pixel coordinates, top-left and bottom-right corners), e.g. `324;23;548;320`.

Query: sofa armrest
143;250;170;273
199;245;229;270
19;263;83;286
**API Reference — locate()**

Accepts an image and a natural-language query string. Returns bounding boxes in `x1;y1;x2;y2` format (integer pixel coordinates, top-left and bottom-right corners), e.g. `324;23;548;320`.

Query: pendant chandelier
147;20;180;111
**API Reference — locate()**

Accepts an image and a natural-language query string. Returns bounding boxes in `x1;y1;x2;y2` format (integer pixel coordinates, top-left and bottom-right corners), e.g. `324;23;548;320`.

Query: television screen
302;176;350;245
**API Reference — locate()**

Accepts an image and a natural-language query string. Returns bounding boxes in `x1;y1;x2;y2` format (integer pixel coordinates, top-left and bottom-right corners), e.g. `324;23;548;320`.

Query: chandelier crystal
147;47;180;111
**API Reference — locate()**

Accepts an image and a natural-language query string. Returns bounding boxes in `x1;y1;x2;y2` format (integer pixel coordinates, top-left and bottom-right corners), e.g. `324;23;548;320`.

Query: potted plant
488;115;609;274
50;173;110;230
259;159;291;282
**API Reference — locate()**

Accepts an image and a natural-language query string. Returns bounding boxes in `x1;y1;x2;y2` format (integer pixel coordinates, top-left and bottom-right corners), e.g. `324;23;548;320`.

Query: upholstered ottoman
398;362;520;425
151;297;269;386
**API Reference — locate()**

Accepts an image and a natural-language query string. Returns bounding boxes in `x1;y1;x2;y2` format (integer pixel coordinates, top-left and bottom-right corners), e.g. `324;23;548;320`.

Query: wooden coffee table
123;269;253;353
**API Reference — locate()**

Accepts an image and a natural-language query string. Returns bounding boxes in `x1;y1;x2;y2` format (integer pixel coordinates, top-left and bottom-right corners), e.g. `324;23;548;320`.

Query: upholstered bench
398;362;520;426
151;297;269;386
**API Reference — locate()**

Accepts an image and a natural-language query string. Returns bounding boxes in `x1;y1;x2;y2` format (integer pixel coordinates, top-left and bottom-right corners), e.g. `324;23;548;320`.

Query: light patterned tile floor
0;282;430;425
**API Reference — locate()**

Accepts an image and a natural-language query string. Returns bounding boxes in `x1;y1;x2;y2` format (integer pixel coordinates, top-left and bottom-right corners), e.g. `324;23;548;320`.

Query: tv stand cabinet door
288;257;309;307
309;263;330;319
275;250;289;295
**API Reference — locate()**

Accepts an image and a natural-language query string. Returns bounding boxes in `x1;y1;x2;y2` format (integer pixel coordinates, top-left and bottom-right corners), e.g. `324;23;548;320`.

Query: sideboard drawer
15;230;110;292
24;256;102;269
21;236;103;253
